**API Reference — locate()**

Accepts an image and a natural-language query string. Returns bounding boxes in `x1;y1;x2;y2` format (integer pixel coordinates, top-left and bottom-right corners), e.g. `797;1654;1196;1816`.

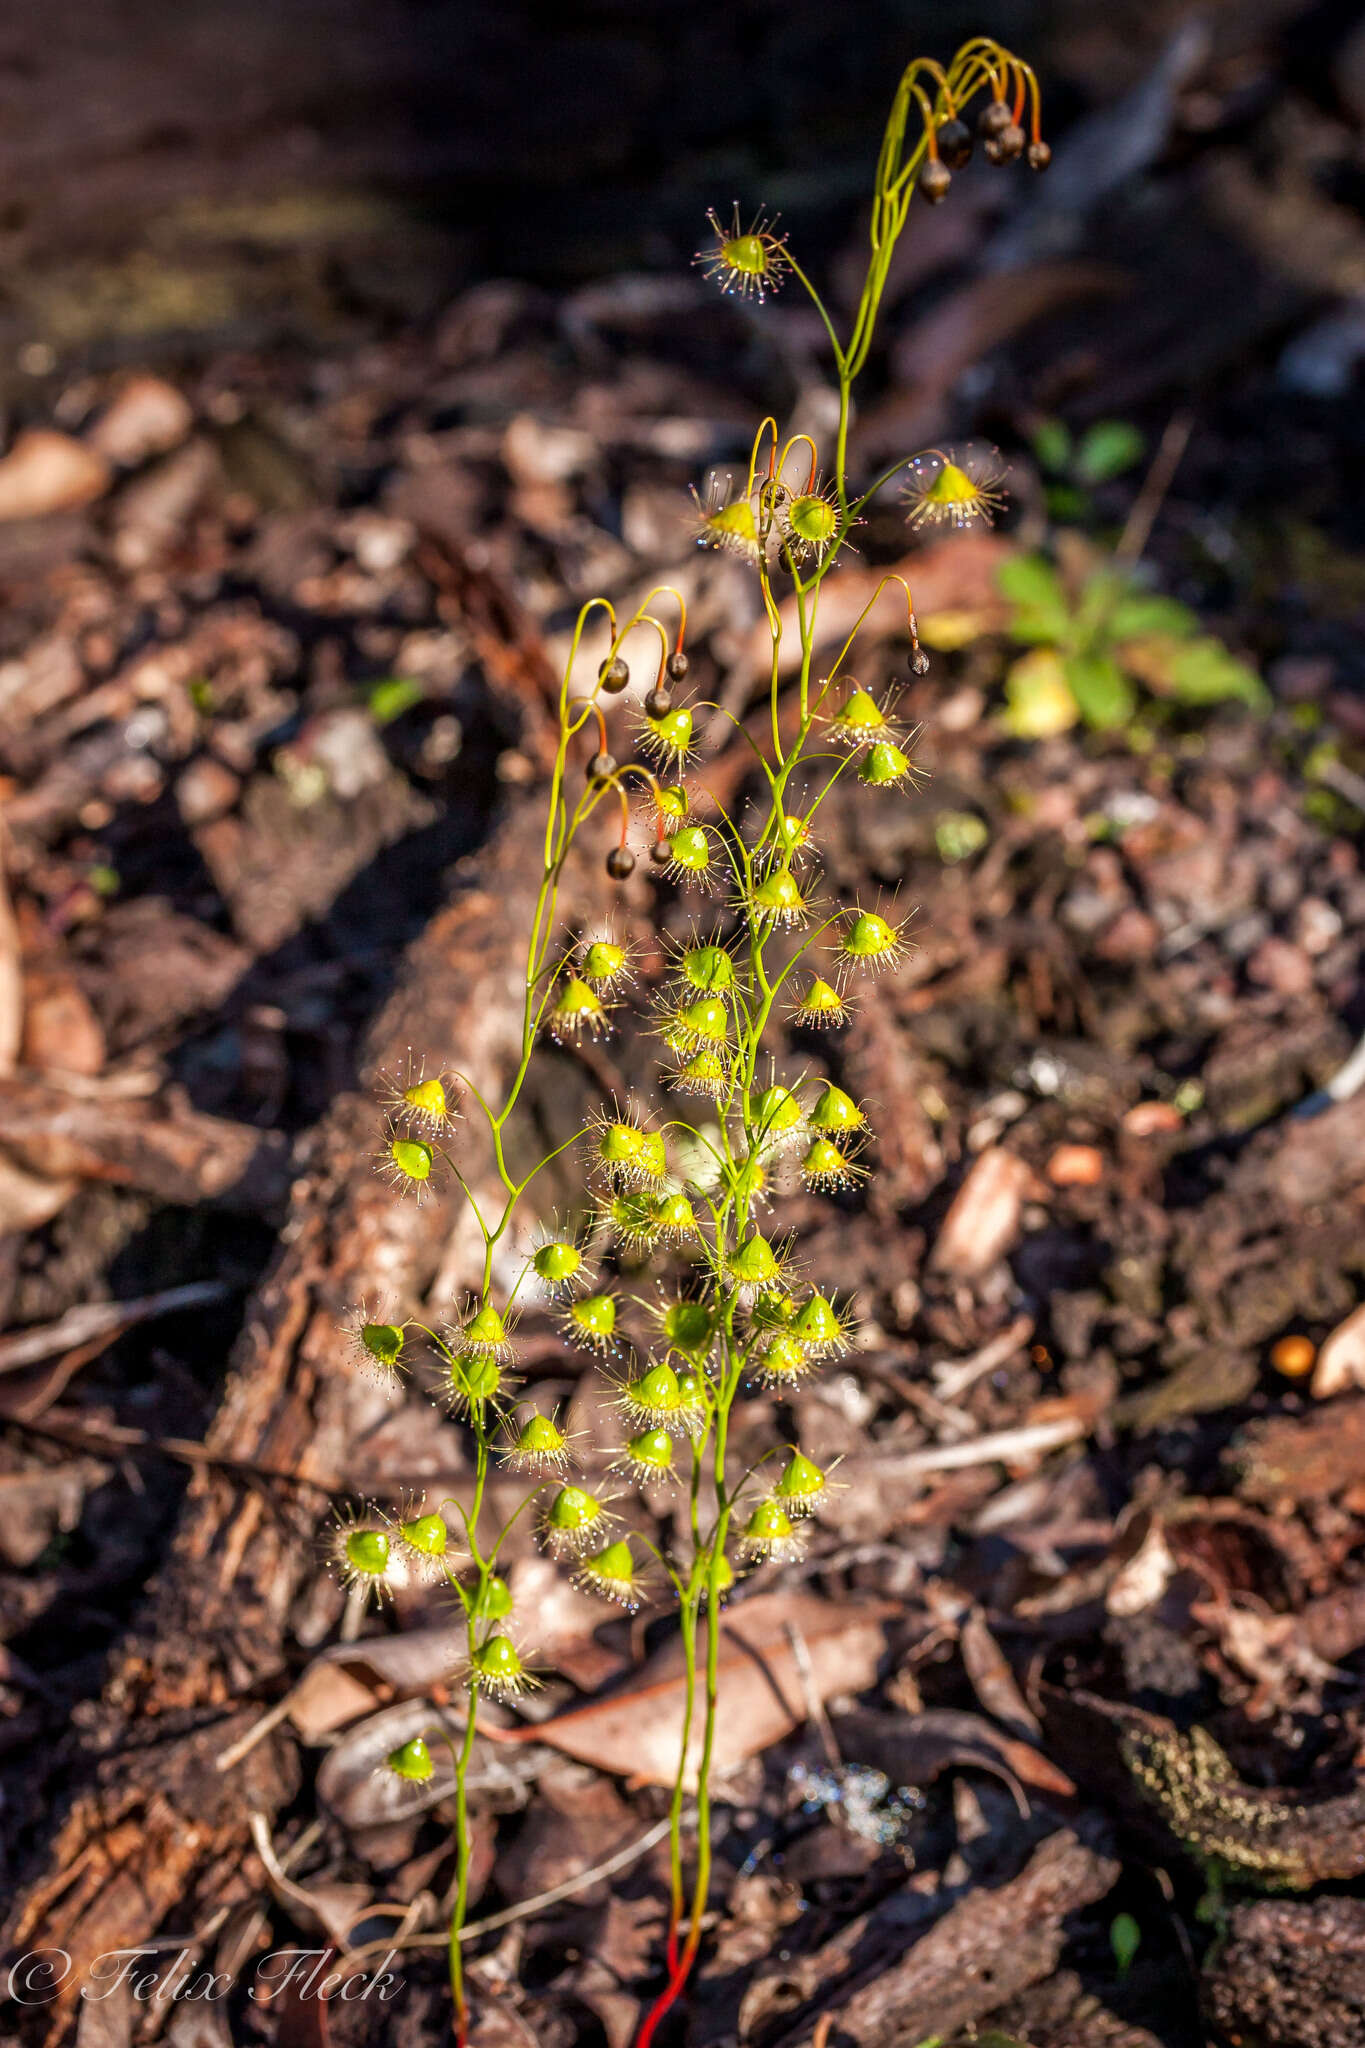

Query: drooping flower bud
903;446;1006;532
809;1084;866;1137
379;1130;435;1199
658;1295;715;1364
790;1291;851;1354
591;1112;667;1185
597;1187;662;1249
695;205;790;304
615;1426;678;1486
829;684;893;748
461;1302;515;1356
749;1083;805;1149
785;489;840;560
503;1410;574;1474
664;824;715;883
398;1508;450;1560
329;1515;409;1603
576;1537;647;1609
533;1237;586;1293
581;939;630;988
738;1498;805;1564
859;740;915;788
792;976;852;1030
800;1136;865;1190
438;1345;510;1419
471;1573;513;1621
548;975;611;1042
749;868;810;928
774;1450;830;1517
750;1289;797;1333
728;1233;784;1292
541;1483;612;1557
676;941;735;992
617;1359;688;1431
673;994;730;1045
669;1048;729;1096
381;1054;457;1134
348;1311;407;1384
385;1736;434;1782
639;705;695;767
563;1291;619;1352
841;909;909;974
650;1191;699;1244
469;1633;537;1700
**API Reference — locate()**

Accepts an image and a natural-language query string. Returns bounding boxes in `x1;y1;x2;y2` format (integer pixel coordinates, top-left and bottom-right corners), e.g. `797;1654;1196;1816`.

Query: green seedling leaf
998;555;1072;645
934;811;990;863
1001;648;1079;737
368;676;425;726
1031;418;1072;473
1110;1910;1141;1979
1075;419;1145;484
1064;651;1136;730
1167;637;1268;709
1107;592;1200;640
1044;481;1089;523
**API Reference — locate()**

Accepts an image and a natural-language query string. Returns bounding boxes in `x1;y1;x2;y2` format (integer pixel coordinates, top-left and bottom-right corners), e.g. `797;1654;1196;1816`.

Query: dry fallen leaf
288;1627;460;1743
20;969;106;1077
0;429;110;520
491;1590;898;1788
834;1705;1076;1804
89;376;194;467
316;1698;539;1829
1311;1303;1365;1400
929;1147;1036;1277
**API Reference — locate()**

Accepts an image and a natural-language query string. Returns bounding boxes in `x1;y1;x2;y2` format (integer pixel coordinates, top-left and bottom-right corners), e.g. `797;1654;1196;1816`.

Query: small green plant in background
1031;414;1146;524
998;543;1267;738
336;34;1051;2048
1110;1909;1142;1980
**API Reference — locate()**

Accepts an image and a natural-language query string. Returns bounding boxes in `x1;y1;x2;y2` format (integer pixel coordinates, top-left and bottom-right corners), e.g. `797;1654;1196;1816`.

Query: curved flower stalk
341;32;1046;2048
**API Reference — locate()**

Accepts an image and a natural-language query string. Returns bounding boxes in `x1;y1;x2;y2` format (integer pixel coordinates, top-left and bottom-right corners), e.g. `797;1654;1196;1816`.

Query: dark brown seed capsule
588;751;617;784
666;650;690;682
978;98;1012;139
936;117;973;169
606;846;636;880
919;160;952;205
909;648;931;676
649;839;673;866
644;686;673;719
996;122;1025;161
1026;139;1052;171
598;657;630;694
983;136;1007;165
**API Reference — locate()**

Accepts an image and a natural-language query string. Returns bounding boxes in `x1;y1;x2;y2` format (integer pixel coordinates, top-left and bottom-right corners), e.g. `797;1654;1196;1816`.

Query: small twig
0;1282;228;1376
1115;409;1193;567
862;1412;1089;1475
932;1313;1034;1404
1314;754;1365;820
341;1812;689;1966
7;1410;339;1493
1325;1028;1365;1105
785;1618;841;1770
215;1694;296;1774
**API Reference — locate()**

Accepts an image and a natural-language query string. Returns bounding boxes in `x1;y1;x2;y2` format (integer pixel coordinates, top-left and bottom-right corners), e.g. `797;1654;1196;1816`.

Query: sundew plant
337;38;1048;2048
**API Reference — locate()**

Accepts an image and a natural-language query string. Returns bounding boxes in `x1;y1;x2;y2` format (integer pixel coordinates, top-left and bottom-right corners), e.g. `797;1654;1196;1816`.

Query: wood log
0;776;618;2030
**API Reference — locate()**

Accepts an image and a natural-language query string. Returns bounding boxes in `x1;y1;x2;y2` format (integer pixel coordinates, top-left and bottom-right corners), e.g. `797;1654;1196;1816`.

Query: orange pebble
1122;1100;1183;1137
1046;1143;1104;1188
1270;1335;1316;1379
